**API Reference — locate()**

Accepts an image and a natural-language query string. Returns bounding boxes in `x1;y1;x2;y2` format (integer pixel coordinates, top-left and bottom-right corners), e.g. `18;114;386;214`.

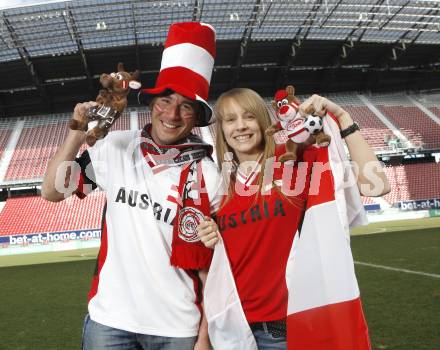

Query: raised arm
41;102;95;202
299;94;391;197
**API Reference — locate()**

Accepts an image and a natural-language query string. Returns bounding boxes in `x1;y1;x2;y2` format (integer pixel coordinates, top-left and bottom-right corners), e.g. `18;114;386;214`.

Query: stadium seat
5;118;70;181
308;93;392;151
430;107;440;118
368;94;440;150
383;163;440;204
3;113;131;181
0;192;105;237
0;128;12;160
138;110;151;130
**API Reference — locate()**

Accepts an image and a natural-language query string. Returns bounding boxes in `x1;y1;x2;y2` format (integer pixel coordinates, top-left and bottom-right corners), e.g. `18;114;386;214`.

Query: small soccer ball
303;114;323;134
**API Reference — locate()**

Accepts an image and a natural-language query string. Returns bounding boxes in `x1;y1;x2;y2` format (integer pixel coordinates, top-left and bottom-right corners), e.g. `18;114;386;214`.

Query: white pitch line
354;261;440;279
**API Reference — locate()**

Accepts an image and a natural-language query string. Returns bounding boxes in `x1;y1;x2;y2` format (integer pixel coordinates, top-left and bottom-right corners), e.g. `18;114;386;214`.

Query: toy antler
131;69;140;81
129;69;141;90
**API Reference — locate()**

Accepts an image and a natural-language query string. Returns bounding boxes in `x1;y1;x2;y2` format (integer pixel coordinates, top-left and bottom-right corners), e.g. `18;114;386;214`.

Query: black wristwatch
340;122;360;138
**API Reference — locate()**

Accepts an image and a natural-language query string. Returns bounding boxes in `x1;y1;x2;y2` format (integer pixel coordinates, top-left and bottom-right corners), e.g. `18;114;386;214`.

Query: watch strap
340;122;360;138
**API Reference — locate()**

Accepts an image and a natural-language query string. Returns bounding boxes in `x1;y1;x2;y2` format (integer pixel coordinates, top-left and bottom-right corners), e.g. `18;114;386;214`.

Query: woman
198;88;390;349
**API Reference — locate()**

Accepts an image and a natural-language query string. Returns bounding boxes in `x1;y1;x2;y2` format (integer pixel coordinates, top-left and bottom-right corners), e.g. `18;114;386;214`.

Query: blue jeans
82;314;197;350
253;329;287;350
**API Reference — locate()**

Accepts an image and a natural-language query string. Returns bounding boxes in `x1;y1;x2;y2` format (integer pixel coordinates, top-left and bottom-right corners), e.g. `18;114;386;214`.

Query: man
42;22;220;350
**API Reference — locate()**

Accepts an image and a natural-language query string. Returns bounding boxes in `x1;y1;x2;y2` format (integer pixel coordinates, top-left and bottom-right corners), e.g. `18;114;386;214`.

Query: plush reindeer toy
69;62;141;146
266;85;331;161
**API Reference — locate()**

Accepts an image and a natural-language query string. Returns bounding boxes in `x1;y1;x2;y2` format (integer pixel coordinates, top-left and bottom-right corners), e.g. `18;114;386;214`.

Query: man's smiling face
150;92;198;145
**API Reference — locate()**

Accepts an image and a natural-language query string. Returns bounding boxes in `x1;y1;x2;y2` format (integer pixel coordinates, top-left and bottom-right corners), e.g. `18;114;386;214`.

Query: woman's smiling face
220;98;264;164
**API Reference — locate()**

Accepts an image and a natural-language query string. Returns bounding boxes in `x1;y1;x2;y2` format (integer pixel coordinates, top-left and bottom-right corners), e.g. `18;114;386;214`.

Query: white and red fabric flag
285;114;370;349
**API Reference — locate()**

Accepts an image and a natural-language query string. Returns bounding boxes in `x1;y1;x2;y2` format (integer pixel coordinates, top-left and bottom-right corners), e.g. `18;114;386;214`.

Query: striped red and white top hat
139;22;216;127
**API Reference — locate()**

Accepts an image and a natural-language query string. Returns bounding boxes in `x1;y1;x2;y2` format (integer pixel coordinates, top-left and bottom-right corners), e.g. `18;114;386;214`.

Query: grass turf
0;259;93;350
0;248;99;268
0;218;438;349
351;227;440;350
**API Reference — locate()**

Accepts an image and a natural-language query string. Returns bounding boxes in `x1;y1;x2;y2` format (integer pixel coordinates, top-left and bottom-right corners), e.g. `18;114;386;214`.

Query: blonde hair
214;88;275;201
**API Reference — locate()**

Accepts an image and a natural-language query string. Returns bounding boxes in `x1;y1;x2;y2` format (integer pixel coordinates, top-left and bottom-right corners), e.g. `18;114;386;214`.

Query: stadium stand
1;112;131;183
200;122;216;154
138;110;151;130
0;127;12;160
4;116;70;182
420;93;440;118
327;93;394;152
111;112;131;131
417;94;440;143
0;91;439;241
431;107;440;118
383;162;440;204
368;93;440;151
208;123;217;144
0;192;105;237
191;127;203;139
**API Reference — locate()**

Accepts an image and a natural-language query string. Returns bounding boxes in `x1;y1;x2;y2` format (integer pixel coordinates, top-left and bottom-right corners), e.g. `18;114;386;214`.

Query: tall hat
139;22;216;127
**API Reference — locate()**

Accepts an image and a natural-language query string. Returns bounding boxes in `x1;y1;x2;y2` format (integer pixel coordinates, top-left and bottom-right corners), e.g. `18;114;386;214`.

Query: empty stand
138;110;151;129
4;112;129;183
383;162;440;204
346;105;393;151
431;107;440;118
0;92;438;199
4;116;70;181
111;112;130;131
419;93;440;149
0;192;105;237
369;94;440;150
208;123;217;143
419;93;440;119
0;128;12;160
191;127;203;139
329;93;393;151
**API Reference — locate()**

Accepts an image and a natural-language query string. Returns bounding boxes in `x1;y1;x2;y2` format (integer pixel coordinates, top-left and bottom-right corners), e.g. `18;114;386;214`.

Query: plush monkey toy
69;62;141;146
266;85;331;162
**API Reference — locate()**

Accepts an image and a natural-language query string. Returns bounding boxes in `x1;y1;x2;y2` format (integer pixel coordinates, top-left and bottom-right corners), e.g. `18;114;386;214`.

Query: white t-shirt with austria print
77;130;222;337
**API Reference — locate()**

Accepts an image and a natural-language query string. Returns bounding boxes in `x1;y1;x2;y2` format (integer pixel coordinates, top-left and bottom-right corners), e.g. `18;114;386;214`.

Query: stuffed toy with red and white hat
69;62;141;146
138;22;216;127
266;85;331;162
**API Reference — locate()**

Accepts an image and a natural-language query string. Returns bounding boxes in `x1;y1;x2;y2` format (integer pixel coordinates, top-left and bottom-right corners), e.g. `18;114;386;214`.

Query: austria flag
204;114;371;350
285;114;371;349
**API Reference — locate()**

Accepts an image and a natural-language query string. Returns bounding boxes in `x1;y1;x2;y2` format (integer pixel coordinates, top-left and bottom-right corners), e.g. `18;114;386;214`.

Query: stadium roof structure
0;0;440;118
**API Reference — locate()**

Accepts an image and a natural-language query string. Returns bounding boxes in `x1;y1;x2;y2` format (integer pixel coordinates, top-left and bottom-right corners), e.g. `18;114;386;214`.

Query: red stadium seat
344;105;392;151
366;93;440;150
430;107;440;118
0;192;105;237
5;120;70;181
138;111;151;129
383;163;440;204
4;113;131;181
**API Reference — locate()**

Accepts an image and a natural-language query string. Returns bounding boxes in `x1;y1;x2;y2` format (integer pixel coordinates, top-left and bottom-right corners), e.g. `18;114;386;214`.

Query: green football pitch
0;217;439;350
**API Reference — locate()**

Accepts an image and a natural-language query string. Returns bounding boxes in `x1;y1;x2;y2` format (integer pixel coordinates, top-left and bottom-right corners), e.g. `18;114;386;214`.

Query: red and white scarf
141;125;214;270
204;114;371;349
